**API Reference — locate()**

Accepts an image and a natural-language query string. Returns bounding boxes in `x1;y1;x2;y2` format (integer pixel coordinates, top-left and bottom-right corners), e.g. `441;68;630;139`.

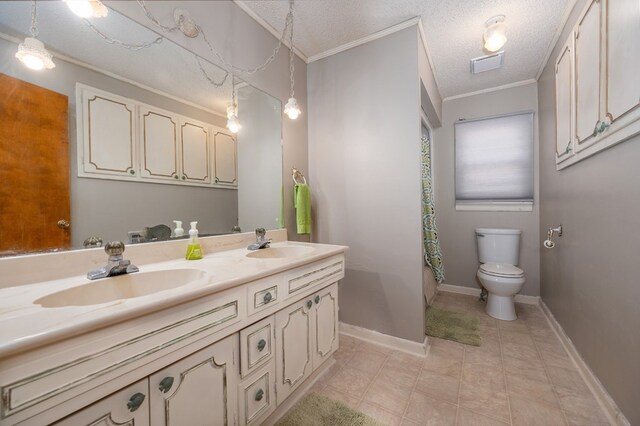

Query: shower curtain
421;135;445;283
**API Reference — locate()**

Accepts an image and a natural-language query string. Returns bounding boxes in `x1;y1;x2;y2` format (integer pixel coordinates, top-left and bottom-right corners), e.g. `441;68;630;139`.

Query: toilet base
486;294;517;321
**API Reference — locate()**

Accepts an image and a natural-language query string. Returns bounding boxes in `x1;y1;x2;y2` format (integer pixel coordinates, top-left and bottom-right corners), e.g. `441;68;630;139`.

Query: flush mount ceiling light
483;15;507;52
63;0;108;18
15;1;55;70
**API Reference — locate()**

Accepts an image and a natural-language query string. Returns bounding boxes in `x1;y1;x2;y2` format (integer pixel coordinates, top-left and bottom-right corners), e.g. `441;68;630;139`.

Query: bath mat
425;306;481;346
276;393;384;426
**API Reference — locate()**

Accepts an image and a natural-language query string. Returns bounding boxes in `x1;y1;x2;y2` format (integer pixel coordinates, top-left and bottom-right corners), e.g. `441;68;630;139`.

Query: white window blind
455;112;534;203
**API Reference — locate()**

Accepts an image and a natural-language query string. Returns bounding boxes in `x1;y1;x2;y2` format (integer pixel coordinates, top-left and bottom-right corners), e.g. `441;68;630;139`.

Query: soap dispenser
185;221;203;260
173;220;184;238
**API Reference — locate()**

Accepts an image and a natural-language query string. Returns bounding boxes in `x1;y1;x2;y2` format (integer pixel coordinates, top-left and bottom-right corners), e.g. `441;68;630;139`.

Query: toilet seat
480;262;524;278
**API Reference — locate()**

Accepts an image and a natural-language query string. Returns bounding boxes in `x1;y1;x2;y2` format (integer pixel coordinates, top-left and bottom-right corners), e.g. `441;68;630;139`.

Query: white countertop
0;241;347;358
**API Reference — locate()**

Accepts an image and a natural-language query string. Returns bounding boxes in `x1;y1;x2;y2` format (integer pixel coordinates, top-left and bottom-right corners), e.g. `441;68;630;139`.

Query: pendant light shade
226;104;241;134
284;97;301;120
15;37;55;70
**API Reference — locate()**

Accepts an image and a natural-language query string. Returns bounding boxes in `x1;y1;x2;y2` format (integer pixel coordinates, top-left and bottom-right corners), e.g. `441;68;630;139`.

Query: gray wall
0;36;238;247
538;1;639;422
433;83;541;296
110;1;309;242
308;27;425;343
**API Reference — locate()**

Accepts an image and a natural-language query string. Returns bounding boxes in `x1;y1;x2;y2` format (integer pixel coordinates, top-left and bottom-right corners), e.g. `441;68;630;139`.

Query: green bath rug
426;306;481;346
276;393;384;426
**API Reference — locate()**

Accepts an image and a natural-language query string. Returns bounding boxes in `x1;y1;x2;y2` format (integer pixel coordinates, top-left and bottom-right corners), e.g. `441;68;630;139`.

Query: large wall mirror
0;1;283;257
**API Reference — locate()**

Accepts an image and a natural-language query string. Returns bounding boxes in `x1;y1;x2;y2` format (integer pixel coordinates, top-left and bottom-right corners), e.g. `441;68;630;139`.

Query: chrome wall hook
544;225;563;249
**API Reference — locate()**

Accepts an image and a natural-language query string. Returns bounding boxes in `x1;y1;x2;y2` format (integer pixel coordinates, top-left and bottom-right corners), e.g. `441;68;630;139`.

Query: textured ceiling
0;2;234;114
240;0;571;98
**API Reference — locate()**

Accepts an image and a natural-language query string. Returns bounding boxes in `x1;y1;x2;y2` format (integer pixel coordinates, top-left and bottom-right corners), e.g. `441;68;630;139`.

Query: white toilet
476;228;526;321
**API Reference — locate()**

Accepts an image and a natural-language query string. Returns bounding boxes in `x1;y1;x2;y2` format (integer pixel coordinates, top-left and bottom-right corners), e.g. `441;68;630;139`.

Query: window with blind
455;112;534;211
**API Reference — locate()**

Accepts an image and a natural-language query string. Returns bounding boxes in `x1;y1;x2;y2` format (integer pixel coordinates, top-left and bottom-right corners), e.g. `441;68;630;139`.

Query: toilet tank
476;228;521;265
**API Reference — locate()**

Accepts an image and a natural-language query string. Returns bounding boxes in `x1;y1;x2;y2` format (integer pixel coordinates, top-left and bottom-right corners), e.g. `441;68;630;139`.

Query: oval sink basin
246;246;314;259
35;269;208;308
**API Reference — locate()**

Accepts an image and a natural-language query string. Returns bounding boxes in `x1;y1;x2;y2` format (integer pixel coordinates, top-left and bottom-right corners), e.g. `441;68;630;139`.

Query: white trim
455;201;533;212
338;322;428;357
438;283;540;305
0;32;226;118
416;19;443;103
306;17;421;63
535;0;580;80
233;0;309;63
539;301;630;426
443;79;537;102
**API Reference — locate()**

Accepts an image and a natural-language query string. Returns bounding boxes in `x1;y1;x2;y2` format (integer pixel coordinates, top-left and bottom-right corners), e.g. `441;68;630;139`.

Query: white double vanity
0;230;346;426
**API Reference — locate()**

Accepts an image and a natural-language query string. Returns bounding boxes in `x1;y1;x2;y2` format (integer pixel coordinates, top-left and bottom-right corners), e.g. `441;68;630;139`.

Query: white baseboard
339;322;428;357
438;283;540;305
539;301;629;426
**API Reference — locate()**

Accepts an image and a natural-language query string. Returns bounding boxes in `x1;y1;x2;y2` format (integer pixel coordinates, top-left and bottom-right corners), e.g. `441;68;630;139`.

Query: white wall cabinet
555;0;640;169
77;84;236;188
275;283;338;405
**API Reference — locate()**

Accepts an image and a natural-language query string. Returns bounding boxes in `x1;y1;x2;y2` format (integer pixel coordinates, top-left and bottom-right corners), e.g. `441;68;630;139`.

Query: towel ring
292;167;306;185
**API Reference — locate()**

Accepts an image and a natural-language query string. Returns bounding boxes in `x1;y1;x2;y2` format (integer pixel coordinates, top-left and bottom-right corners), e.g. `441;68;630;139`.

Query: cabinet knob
314;295;320;304
127;392;145;412
181;175;186;180
263;292;273;304
174;175;179;180
57;219;70;229
306;300;313;309
129;170;135;175
257;339;267;352
255;388;264;401
158;376;174;393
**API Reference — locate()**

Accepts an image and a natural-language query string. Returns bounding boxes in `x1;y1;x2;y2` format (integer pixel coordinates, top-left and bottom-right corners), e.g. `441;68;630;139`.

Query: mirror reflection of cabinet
555;40;573;163
180;120;211;184
140;107;179;182
213;130;238;187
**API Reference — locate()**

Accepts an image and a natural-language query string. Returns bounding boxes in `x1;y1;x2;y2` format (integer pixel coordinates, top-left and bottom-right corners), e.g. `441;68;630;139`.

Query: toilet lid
480;262;524;277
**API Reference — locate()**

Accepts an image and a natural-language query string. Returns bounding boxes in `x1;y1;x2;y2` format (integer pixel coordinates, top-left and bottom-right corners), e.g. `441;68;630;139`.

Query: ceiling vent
470;51;505;74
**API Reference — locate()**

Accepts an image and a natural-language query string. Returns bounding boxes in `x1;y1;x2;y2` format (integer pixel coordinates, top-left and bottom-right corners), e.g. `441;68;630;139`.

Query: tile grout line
454;343;465;425
399;345;427;424
497;322;514;425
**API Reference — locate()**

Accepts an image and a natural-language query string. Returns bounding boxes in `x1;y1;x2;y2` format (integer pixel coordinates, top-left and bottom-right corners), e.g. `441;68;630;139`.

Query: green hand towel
294;183;312;235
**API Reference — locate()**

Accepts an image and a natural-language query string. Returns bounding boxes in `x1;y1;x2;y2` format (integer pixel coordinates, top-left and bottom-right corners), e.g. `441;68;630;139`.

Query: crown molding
535;0;579;80
306;16;421;63
417;19;443;104
233;0;309;64
443;79;537;102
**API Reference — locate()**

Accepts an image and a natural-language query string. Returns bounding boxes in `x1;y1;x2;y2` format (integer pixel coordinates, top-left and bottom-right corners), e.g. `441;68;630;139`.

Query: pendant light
283;2;301;120
483;15;507;52
63;0;108;19
15;1;55;71
226;76;241;134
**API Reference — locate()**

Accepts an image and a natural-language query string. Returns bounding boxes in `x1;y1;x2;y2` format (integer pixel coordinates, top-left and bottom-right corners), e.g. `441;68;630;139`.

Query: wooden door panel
555;41;574;161
0;73;70;255
313;284;339;368
180;120;210;183
140;108;179;181
213;130;237;186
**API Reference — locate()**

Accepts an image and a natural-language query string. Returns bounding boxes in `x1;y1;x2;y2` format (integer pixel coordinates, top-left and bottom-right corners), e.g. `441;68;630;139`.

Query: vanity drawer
285;255;344;298
246;275;282;317
238;363;276;426
240;316;274;378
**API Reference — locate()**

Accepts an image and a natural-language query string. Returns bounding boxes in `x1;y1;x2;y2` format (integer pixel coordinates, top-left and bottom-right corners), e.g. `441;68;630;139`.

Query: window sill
455;202;533;212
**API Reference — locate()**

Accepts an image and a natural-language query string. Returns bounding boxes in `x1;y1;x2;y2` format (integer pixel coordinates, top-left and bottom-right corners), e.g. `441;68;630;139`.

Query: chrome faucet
247;228;272;250
87;241;139;280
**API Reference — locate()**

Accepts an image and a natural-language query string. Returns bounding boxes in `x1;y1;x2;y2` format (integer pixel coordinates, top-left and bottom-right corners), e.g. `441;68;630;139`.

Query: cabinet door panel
140;108;179;181
82;91;136;176
606;0;640;121
53;379;149;426
275;297;312;405
575;0;602;147
213;130;237;187
180;120;210;183
555;40;574;162
313;284;339;368
149;334;238;426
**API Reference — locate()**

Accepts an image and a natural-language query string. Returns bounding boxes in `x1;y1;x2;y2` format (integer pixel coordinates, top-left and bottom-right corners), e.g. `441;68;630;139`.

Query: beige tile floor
308;292;611;426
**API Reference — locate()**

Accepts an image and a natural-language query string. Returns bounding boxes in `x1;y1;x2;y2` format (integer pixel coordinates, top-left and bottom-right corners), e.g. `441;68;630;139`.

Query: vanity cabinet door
312;283;339;368
275;297;313;405
212;129;238;187
179;118;211;184
149;334;239;426
574;0;602;149
78;86;137;178
555;38;575;164
605;0;640;123
53;379;149;426
139;106;180;182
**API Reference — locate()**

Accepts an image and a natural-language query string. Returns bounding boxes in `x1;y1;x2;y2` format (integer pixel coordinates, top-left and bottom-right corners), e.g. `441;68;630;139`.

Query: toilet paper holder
544;225;563;249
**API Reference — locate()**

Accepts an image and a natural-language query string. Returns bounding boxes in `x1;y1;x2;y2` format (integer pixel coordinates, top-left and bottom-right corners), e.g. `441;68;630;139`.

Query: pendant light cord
288;1;295;98
30;0;38;37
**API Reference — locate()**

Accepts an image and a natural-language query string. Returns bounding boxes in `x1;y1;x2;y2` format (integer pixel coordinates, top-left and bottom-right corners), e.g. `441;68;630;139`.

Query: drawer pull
263;292;273;303
255;388;264;401
306;300;313;309
257;339;267;352
158;376;174;393
314;295;320;304
127;392;146;412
